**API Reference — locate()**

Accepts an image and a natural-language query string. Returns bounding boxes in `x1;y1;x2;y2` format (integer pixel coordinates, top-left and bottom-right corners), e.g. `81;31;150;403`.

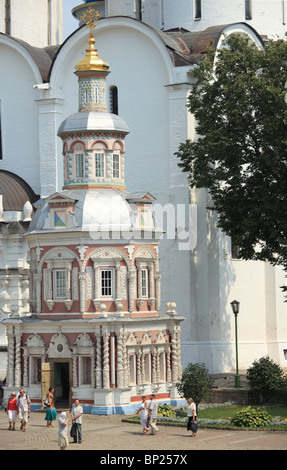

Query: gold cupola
75;35;109;73
75;9;109;73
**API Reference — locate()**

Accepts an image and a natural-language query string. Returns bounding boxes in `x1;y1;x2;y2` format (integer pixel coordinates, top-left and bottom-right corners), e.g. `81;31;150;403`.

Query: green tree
175;34;287;281
176;362;214;412
247;355;287;402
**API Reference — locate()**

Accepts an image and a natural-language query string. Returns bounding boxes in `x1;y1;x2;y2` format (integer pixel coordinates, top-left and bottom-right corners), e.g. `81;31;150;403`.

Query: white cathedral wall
0;0;63;47
0;38;42;195
142;0;287;39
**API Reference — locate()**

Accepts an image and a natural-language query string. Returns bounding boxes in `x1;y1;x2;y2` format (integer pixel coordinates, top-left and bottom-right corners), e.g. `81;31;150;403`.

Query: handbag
190;421;198;433
43;395;50;407
70;423;77;438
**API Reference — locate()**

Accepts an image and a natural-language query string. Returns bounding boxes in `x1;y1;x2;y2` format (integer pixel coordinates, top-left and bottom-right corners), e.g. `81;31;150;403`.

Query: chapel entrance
53;360;71;408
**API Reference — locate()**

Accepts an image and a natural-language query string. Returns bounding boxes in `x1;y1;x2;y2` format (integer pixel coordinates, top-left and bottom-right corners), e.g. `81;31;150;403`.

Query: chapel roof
0;170;39;211
0;20;263;83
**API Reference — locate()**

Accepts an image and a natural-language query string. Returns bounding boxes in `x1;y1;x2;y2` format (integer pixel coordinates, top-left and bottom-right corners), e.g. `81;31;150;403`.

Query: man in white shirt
148;394;159;435
71;399;83;443
17;389;31;432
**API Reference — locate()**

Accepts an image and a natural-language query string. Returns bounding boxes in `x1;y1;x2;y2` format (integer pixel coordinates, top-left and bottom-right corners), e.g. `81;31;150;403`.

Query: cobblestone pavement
0;409;286;452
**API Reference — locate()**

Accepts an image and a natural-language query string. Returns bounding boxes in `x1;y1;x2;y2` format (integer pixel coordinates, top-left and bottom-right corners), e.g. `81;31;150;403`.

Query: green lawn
198;404;287;420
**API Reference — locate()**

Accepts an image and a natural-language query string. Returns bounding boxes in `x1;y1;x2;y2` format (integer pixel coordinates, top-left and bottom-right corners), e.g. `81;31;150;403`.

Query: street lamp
230;300;240;388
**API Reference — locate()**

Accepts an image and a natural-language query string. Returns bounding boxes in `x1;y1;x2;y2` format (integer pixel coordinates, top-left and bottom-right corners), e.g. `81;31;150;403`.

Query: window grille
112;154;120;178
101;269;112;296
75;153;84;178
95;152;105;177
55;270;67;299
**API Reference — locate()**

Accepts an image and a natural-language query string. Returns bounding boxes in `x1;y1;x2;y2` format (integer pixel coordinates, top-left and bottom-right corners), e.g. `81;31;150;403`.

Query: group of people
5;388;83;450
6;388;197;448
58;399;83;450
5;389;31;432
43;387;83;450
136;395;197;437
136;393;159;435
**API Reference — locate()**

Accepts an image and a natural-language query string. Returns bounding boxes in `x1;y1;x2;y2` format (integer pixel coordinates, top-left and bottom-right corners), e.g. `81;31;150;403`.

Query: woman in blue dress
45;387;57;427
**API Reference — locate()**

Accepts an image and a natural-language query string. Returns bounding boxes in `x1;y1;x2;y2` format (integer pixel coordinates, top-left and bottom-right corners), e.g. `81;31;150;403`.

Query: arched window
195;0;202;19
245;0;252;19
109;86;118;115
93;141;107;178
71;142;85;179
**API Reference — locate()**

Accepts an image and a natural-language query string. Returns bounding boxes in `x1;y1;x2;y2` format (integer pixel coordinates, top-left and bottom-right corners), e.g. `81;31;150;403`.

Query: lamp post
231;300;240;388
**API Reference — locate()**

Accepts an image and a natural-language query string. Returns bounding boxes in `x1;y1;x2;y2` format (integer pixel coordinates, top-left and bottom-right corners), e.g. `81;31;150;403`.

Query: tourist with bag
187;398;198;437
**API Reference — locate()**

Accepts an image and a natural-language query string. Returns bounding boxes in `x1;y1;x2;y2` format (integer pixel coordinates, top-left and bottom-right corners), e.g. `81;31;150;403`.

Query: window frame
75;152;85;179
141;268;148;298
194;0;202;19
79;355;92;386
245;0;252;19
100;268;114;298
29;356;42;385
112;153;120;179
94;151;106;178
54;269;67;300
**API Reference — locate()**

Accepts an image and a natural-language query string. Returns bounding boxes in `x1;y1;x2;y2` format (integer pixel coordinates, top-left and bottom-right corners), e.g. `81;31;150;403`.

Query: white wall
0;0;63;47
0;38;43;195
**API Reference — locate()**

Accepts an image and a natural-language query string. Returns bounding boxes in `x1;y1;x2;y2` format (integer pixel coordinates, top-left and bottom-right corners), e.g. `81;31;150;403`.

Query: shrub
247;356;287;403
176;362;214;412
158;404;176;418
231;407;272;428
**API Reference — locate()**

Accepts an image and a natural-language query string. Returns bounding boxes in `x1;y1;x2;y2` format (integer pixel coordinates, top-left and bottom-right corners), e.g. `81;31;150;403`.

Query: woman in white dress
136;396;148;433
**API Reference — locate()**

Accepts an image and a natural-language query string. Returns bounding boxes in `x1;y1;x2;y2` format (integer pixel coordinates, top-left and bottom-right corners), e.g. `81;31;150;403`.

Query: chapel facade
1;9;184;413
1;0;287;393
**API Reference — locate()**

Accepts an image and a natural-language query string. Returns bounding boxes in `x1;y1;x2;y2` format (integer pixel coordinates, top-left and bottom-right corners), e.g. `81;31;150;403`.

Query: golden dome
75;35;109;73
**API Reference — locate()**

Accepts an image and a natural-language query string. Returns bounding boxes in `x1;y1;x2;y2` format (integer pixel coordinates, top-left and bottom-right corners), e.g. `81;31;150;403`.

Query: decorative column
6;326;14;387
127;268;136;312
73;353;78;388
151;347;157;384
93;264;100;309
102;329;110;389
79;271;86;313
14;327;22;388
65;264;73;310
91;351;95;388
115;261;122;310
166;345;172;382
155;272;161;311
35;273;43;313
148;261;155;309
23;349;29;388
95;330;102;388
116;329;124;388
136;348;143;385
171;328;179;382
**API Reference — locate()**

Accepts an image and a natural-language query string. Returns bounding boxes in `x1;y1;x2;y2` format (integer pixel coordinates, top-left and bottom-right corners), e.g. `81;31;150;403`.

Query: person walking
136;396;148;433
45;387;57;427
17;389;31;432
6;392;18;430
147;394;159;435
58;411;70;450
187;398;198;437
71;399;83;443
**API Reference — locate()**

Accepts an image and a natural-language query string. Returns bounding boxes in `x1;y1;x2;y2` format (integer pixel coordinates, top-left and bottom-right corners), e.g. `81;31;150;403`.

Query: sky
63;0;83;39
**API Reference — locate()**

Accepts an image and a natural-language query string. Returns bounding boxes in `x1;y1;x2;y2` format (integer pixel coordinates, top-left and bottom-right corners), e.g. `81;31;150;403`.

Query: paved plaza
0;408;286;452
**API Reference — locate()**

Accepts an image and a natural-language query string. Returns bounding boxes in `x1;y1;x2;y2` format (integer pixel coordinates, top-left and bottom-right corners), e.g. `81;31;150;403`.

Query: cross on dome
81;6;101;39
